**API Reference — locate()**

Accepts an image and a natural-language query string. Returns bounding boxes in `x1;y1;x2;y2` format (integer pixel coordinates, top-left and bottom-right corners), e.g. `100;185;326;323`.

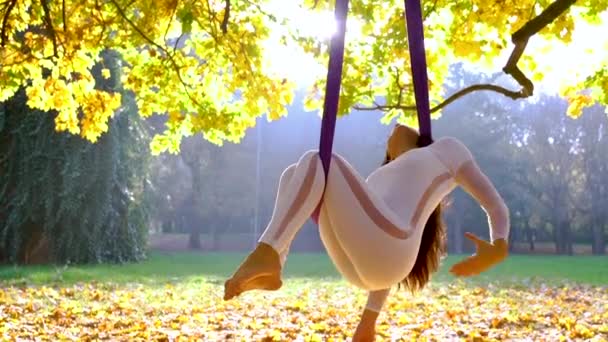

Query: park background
1;0;607;340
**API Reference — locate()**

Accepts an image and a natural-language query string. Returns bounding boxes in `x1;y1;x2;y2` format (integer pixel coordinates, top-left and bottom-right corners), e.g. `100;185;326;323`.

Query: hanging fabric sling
311;0;433;223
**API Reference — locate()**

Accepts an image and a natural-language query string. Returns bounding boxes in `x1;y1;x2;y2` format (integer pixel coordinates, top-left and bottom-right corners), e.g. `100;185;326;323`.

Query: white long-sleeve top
361;137;510;311
260;137;510;314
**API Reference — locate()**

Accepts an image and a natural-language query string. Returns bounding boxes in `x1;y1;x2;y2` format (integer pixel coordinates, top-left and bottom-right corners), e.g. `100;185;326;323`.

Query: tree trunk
20;227;51;264
189;227;202;249
591;222;606;255
552;225;559;254
564;223;573;256
211;225;221;251
553;223;565;255
553;203;572;255
506;220;516;253
187;162;204;250
527;226;535;252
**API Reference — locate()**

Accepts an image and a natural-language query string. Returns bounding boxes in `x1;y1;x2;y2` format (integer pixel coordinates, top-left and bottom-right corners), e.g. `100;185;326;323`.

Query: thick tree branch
62;0;67;32
512;0;577;43
503;0;577;97
108;0;204;109
503;39;533;97
40;0;58;57
355;0;577;114
1;0;17;47
220;0;230;34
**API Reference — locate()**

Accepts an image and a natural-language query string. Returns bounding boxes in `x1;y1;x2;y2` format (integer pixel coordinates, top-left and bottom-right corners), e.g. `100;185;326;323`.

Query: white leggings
259;151;422;291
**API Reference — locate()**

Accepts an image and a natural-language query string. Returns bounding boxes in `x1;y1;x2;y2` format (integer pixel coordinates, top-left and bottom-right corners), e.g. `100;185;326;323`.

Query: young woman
223;124;510;341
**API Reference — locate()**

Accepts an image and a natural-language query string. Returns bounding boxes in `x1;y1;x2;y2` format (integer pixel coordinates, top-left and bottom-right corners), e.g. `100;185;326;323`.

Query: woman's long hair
382;134;447;293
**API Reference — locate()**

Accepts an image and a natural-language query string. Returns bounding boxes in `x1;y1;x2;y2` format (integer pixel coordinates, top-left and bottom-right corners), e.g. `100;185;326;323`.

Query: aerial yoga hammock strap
310;0;432;223
310;0;349;223
404;0;433;146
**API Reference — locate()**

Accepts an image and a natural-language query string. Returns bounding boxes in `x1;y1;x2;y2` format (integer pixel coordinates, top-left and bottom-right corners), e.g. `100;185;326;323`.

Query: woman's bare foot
223;243;283;300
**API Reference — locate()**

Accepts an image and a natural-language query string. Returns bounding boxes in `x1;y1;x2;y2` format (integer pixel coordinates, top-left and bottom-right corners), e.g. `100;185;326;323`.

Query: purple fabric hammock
311;0;432;223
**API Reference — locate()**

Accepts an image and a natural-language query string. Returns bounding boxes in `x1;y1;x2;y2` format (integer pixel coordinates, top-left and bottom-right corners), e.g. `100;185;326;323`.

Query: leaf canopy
1;0;607;153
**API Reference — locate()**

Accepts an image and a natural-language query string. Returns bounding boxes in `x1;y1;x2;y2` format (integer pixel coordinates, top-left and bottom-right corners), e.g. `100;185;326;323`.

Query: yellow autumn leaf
566;93;594;118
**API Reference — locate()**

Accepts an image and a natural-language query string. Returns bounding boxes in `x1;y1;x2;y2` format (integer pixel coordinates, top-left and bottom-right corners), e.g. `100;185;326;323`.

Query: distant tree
147;152;193;234
574;105;608;254
510;96;583;255
433;65;608;255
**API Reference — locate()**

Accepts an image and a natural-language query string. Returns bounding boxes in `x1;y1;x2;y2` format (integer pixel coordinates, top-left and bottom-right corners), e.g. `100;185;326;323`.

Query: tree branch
40;0;58;57
108;0;204;109
355;83;526;113
423;0;439;21
503;0;577;97
93;0;108;47
355;0;577;114
220;0;230;34
512;0;577;43
241;0;278;22
163;0;179;44
1;0;17;47
62;0;67;32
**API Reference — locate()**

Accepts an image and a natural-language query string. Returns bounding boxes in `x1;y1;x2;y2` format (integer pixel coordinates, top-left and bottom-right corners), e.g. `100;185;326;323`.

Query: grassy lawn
1;253;607;341
1;252;607;286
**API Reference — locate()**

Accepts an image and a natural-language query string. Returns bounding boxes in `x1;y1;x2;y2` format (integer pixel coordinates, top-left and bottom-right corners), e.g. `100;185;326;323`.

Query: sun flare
262;1;343;87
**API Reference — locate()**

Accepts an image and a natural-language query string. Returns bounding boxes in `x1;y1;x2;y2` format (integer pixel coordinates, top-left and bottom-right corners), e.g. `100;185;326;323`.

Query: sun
261;1;342;87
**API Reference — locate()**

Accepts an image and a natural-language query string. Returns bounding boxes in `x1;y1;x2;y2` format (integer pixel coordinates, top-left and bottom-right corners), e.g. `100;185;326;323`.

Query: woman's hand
449;232;508;277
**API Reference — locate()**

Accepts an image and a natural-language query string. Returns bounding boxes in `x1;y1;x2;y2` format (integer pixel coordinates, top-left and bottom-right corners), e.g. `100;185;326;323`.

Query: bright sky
261;1;337;87
262;2;608;97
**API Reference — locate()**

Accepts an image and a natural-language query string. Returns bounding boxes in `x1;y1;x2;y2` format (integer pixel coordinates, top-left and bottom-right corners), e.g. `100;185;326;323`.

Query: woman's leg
323;154;418;289
264;164;296;267
224;150;325;300
318;205;368;289
258;150;325;257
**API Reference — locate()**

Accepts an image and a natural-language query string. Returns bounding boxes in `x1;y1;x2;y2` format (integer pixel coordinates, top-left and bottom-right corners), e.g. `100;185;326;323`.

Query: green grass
1;252;607;287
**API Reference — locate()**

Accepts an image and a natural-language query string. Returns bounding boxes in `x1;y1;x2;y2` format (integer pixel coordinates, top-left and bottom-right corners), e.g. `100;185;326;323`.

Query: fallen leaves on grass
0;280;607;341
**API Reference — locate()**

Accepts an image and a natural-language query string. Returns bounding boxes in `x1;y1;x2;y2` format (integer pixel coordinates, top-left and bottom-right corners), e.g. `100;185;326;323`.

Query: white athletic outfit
259;137;509;313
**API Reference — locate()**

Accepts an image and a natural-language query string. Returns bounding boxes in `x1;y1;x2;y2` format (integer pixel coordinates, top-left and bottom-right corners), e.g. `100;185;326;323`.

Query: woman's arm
454;159;510;242
431;138;510;277
431;137;510;241
450;157;510;276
